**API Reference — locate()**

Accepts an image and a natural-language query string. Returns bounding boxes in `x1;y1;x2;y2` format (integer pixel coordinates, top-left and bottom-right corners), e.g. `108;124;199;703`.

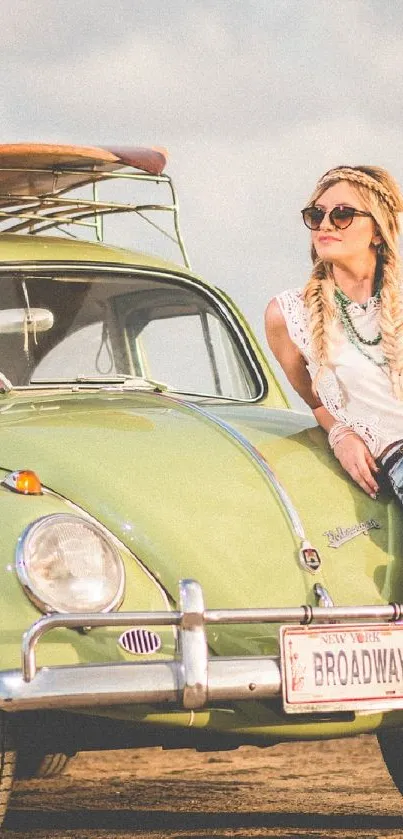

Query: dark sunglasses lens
331;207;355;228
302;207;324;229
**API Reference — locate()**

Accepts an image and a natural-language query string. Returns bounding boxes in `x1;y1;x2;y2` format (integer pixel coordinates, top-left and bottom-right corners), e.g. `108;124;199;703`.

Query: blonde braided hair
302;165;403;398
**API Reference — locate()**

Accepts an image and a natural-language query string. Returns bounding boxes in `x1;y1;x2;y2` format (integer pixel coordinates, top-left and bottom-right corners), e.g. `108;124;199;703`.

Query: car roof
0;232;196;277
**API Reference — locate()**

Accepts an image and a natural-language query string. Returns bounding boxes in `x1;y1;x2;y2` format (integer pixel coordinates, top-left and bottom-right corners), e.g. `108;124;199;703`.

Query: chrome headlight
16;514;125;613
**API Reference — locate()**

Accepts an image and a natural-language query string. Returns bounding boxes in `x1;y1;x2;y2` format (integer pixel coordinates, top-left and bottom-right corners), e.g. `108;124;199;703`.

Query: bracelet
328;421;356;450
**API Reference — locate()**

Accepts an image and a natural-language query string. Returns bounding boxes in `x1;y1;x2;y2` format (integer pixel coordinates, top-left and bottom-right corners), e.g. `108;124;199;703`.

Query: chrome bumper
2;579;402;712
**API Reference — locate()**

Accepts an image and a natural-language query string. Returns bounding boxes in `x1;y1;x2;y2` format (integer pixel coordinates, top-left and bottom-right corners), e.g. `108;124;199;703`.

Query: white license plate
281;623;403;713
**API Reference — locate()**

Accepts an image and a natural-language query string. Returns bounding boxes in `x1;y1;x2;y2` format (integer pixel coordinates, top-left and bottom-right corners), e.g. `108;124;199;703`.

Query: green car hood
210;402;403;608
0;392;399;631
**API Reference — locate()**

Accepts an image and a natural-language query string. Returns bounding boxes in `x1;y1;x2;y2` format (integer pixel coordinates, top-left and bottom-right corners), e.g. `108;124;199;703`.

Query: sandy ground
1;735;403;839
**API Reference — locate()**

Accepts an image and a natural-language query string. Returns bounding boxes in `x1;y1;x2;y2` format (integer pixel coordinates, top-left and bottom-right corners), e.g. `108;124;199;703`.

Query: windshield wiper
30;375;169;392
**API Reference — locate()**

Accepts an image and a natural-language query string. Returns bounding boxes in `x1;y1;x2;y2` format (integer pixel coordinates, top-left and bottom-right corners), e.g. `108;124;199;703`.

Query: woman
265;165;403;501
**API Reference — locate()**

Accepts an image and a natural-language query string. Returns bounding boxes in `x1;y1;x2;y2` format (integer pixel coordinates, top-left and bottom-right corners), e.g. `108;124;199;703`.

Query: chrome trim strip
171;400;307;543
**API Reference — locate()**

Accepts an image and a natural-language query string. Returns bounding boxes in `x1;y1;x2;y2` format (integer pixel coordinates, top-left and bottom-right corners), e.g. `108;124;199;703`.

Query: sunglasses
301;204;372;230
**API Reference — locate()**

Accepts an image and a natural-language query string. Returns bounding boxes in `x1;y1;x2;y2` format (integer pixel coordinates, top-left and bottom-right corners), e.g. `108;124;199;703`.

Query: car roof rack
0;143;191;267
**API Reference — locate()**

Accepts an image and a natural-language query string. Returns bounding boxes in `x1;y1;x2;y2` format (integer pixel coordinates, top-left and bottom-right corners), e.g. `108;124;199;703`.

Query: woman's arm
265;298;379;498
264;298;322;409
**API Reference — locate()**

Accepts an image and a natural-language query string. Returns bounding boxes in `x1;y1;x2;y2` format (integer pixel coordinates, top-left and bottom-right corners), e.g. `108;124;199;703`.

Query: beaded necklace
334;280;386;367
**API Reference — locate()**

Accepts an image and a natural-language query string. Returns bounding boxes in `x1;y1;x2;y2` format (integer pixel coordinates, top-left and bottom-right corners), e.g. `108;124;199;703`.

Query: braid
380;250;403;399
316;167;400;214
303;261;336;390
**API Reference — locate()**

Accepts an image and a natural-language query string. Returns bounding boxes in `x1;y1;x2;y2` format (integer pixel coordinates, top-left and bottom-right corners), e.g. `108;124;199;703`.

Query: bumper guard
1;580;402;712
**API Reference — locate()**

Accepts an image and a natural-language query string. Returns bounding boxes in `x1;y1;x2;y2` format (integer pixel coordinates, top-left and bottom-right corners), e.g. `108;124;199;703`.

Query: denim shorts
379;443;403;505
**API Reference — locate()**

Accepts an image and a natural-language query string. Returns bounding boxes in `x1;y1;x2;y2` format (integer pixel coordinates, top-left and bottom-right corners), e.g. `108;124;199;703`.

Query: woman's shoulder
265;287;301;325
275;286;304;306
273;287;306;321
266;287;310;351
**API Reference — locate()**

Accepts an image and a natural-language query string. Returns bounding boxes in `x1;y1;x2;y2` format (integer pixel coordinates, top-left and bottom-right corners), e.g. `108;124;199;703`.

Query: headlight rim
16;512;126;615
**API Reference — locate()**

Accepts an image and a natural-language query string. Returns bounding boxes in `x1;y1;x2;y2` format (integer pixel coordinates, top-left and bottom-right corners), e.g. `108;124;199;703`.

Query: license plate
281;623;403;713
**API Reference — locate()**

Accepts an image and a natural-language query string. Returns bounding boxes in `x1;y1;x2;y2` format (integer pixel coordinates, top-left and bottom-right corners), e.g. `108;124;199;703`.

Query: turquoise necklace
334;281;386;367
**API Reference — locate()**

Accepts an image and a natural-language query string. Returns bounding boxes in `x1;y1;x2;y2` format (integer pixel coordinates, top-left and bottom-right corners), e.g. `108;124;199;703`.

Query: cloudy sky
1;0;402;401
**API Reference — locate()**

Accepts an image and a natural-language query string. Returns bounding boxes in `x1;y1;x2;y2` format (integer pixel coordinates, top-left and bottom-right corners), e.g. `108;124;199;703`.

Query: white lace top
277;288;403;458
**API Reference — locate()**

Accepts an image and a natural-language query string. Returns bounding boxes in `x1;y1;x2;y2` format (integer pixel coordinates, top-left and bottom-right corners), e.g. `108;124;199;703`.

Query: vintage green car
0;142;402;823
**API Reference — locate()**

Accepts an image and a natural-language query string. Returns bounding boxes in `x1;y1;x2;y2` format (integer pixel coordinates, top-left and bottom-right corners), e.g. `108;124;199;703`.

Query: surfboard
0;143;168;199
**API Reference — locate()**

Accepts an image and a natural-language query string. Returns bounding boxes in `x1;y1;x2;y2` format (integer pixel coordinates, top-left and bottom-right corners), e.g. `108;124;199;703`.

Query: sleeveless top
277;288;403;458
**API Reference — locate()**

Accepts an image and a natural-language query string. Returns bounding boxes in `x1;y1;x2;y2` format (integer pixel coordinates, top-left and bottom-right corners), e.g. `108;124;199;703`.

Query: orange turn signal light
2;470;43;495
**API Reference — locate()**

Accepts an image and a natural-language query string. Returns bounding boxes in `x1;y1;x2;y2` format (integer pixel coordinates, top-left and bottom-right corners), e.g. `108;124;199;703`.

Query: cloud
3;0;403;144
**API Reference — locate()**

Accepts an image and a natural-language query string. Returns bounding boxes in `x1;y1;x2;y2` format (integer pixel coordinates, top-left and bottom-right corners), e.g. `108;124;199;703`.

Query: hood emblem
299;541;321;574
324;518;381;549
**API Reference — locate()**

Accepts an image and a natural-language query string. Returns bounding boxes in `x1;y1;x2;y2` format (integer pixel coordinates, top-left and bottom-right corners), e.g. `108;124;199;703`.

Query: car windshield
0;271;260;400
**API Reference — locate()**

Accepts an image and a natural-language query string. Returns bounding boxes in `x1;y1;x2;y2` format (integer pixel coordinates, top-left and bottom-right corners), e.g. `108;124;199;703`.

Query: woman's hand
333;433;379;498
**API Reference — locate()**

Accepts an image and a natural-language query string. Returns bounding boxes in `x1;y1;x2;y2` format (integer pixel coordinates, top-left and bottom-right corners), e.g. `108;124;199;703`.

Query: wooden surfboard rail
0;143;190;267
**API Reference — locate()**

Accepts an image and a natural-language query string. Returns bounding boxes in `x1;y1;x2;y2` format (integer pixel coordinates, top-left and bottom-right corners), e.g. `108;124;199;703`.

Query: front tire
0;712;16;826
16;751;75;780
377;729;403;795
